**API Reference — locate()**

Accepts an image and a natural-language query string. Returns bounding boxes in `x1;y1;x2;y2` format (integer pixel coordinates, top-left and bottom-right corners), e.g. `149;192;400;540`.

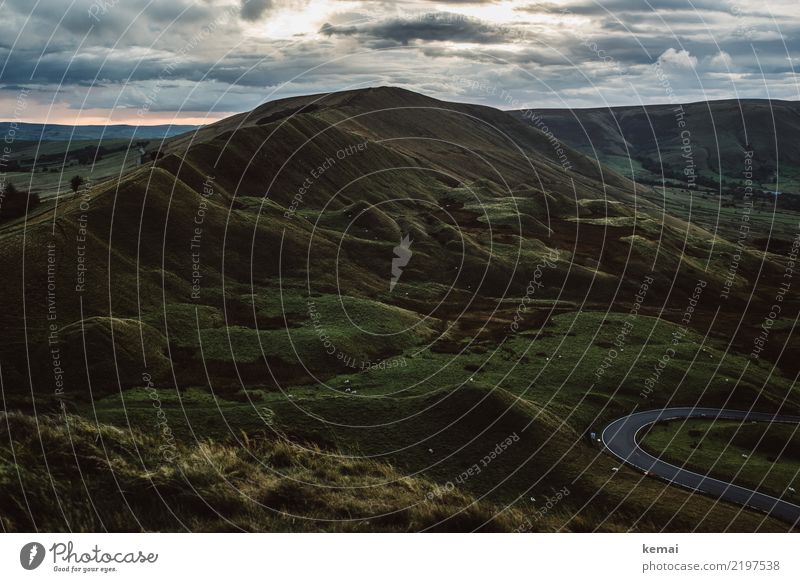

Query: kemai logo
20;542;46;570
390;234;413;292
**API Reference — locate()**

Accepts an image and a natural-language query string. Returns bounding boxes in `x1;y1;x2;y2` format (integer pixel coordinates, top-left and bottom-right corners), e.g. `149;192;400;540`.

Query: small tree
70;175;85;194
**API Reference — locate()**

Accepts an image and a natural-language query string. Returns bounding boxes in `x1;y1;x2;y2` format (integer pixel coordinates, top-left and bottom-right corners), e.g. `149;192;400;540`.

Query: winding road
601;407;800;527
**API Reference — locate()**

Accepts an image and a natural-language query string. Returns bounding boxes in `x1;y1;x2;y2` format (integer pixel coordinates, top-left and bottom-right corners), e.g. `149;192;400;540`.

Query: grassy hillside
1;87;798;532
0;411;529;532
642;419;800;500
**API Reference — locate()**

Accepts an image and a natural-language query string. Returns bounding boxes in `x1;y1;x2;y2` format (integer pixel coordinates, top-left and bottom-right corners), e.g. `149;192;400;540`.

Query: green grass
78;309;800;531
3;88;799;532
642;419;800;499
641;186;800;244
87;308;800;453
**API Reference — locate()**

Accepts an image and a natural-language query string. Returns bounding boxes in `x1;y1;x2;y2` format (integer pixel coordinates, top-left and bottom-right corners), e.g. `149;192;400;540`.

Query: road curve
601;407;800;527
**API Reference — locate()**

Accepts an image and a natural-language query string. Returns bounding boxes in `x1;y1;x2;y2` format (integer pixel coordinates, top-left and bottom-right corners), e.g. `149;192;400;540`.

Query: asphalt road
601;407;800;527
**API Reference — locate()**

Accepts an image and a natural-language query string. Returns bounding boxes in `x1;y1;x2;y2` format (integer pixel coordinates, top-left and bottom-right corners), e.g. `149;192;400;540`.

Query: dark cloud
241;0;274;21
320;13;512;45
0;0;242;58
519;0;734;16
421;45;568;67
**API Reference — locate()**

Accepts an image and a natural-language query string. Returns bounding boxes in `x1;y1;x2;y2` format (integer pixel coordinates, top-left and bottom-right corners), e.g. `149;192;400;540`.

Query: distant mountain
512;99;800;192
0;121;198;141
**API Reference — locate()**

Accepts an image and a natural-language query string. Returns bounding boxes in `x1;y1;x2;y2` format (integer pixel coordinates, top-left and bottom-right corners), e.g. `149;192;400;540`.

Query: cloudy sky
1;0;798;124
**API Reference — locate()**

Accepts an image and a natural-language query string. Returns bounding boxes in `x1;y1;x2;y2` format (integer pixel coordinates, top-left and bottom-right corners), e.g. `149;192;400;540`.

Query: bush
0;182;40;221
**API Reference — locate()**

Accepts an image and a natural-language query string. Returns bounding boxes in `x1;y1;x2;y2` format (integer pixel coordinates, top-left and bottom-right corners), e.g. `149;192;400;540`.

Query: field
2;139;149;200
63;309;799;531
642;419;800;500
640;187;800;246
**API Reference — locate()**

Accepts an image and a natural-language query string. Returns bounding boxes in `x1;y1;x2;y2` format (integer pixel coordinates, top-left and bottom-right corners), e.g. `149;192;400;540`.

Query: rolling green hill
1;87;798;532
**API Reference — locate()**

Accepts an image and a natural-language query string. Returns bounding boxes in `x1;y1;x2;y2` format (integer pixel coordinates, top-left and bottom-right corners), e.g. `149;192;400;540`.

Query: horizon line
1;89;798;127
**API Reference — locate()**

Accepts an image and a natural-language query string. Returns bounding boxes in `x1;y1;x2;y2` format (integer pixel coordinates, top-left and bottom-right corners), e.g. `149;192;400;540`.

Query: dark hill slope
157;87;786;303
163;86;629;198
0;87;791;402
